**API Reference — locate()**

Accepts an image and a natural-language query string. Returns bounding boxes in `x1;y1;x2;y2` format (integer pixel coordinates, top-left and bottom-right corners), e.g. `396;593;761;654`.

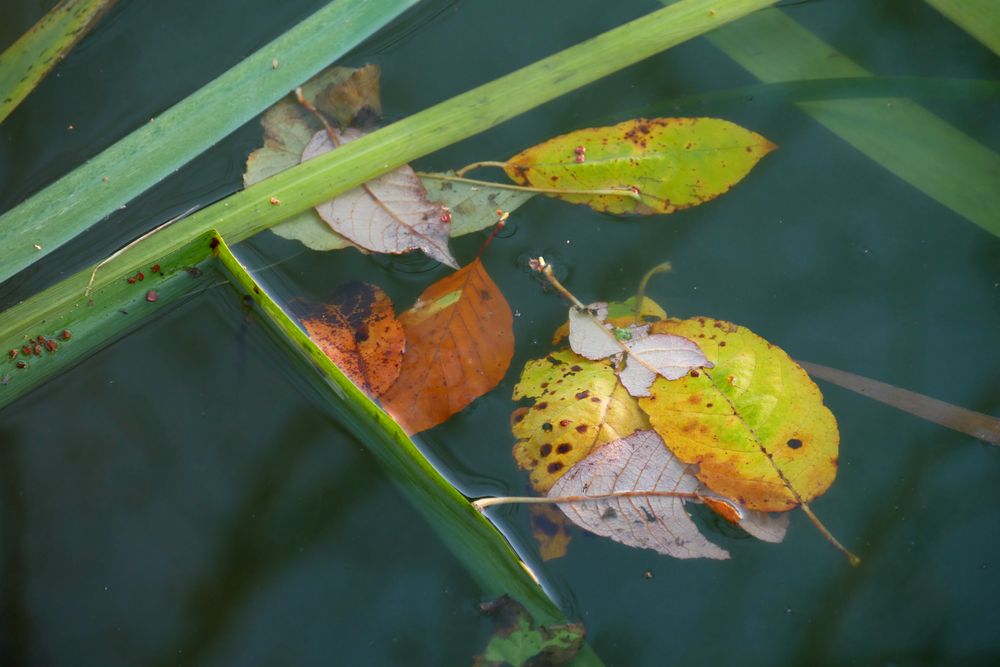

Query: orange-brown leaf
300;281;404;397
380;259;513;434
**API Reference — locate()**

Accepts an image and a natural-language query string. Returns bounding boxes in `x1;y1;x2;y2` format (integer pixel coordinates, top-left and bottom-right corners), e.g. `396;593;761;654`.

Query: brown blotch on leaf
547;462;564;474
556;443;572;454
540;443;553;457
575;390;590;400
575;424;588;433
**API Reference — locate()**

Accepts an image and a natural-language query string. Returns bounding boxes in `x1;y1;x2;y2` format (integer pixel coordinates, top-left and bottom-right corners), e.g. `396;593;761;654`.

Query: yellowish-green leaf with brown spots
511;349;649;493
502;117;777;214
638;317;839;513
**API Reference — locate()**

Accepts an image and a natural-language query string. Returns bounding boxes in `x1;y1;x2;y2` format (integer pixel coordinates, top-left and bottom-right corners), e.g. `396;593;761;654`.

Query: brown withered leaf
380;259;513;434
300;281;404;397
313;63;382;128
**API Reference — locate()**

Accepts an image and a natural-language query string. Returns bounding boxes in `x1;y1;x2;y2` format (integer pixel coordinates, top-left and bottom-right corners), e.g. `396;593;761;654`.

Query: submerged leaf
503;117;776;214
310;63;382;128
639;318;839;512
529;504;573;561
302;128;458;268
299;281;404;398
422;172;536;238
475;595;584;667
380;259;513;434
511;349;649;493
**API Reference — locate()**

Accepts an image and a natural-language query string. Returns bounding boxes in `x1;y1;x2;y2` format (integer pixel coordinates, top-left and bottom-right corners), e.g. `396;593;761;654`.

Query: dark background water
1;1;998;665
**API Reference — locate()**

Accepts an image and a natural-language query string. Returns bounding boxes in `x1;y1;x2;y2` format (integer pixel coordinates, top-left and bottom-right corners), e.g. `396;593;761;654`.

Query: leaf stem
800;502;861;566
417;171;643;201
455;160;510;177
473;489;700;511
532;257;665;379
633;261;673;323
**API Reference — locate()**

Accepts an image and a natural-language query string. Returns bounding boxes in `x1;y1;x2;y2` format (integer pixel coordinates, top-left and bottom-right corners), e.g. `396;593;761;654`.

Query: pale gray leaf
302;129;458;268
548;430;729;560
618;333;713;397
568;303;622;361
701;493;790;543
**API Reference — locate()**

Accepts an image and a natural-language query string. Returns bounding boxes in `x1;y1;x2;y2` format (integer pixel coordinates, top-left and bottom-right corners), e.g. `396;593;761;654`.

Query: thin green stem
633;262;672;323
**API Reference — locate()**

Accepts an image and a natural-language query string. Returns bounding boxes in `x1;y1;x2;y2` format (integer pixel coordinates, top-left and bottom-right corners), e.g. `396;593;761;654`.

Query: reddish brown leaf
300;281;404;397
380;259;513;434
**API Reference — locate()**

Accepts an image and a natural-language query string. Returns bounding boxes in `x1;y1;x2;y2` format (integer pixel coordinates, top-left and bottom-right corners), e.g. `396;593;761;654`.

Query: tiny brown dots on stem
20;345;31;356
269;196;281;206
43;340;57;352
31;345;41;356
136;271;144;281
7;349;17;360
16;361;27;369
151;264;161;273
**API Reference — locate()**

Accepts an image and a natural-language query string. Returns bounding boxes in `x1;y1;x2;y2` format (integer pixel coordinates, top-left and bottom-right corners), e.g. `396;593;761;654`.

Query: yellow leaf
504;118;776;214
638;317;838;512
511;349;648;493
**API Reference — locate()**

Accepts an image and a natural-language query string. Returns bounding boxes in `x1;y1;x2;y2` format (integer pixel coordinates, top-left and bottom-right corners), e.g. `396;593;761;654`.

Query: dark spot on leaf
640;506;657;523
787;438;803;450
556;443;572;454
540;444;552;457
534;401;548;410
559;419;571;427
590;397;601;403
547;462;564;474
706;403;713;408
575;390;590;399
601;507;617;520
575;425;588;434
209;237;220;250
480;289;491;301
542;422;553;432
570;365;582;372
690;370;700;378
688;395;701;404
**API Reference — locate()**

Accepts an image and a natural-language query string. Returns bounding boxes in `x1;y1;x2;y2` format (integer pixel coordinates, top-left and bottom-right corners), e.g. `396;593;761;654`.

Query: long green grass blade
0;232;217;405
697;7;1000;237
213;234;604;664
0;0;779;403
0;0;116;124
0;0;419;285
926;0;1000;57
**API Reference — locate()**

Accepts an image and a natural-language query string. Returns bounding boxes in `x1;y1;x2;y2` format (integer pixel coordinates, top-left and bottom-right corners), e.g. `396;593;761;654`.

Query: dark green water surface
1;1;998;665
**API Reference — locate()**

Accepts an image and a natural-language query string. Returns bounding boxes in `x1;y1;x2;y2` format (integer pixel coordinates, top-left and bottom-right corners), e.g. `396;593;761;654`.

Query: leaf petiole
473;489;700;512
417;171;643;202
800;502;861;566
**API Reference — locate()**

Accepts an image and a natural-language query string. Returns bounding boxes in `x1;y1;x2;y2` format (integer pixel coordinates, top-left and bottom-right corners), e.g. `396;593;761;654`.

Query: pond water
2;1;999;665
